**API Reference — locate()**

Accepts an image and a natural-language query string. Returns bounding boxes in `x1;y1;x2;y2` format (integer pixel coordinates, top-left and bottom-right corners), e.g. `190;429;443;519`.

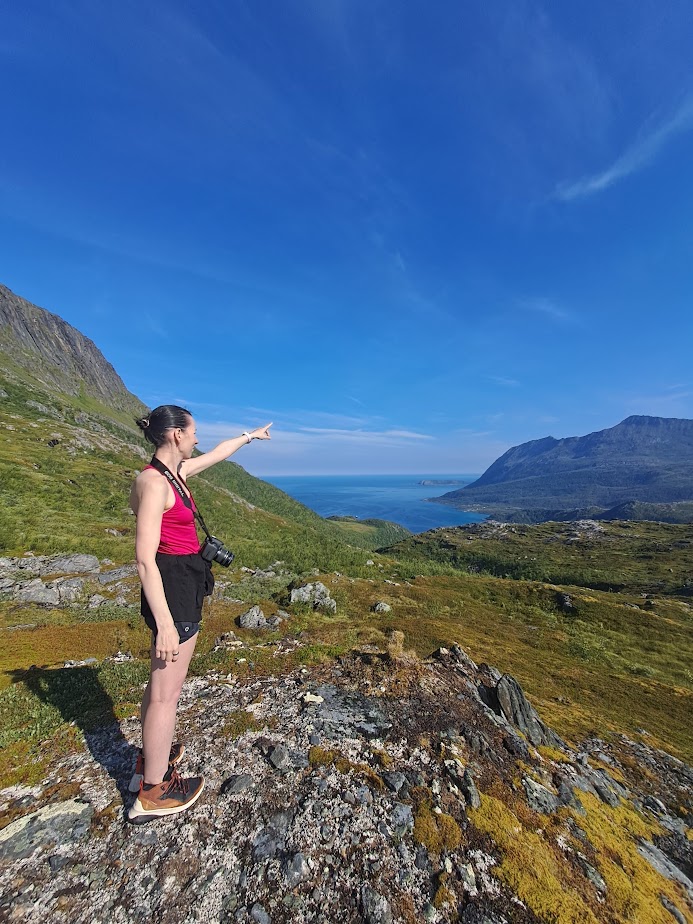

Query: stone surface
98;563;137;584
238;605;267;629
15;578;60;605
660;895;687;924
47;554;100;575
637;842;693;903
0;629;690;924
0;799;93;861
220;774;254;795
523;777;560;814
495;673;562;747
56;577;85;603
361;884;393;924
289;581;337;613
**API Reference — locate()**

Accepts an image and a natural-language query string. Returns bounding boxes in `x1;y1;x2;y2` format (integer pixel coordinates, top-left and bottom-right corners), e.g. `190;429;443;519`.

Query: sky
1;0;693;475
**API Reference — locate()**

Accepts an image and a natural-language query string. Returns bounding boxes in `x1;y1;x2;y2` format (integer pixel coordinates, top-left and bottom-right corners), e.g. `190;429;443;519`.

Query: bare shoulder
130;468;170;514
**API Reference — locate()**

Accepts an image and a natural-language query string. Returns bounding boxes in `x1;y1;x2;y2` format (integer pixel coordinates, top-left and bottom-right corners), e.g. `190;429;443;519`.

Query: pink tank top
145;464;201;555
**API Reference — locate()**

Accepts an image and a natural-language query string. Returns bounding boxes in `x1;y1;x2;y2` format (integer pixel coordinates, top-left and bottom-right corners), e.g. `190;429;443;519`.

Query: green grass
383;519;693;595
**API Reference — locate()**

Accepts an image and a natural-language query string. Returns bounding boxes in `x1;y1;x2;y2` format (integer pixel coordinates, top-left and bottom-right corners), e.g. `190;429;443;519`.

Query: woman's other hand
155;623;181;662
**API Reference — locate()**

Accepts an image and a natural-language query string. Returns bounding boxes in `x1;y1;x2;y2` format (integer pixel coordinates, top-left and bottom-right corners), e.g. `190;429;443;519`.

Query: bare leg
141;631;198;784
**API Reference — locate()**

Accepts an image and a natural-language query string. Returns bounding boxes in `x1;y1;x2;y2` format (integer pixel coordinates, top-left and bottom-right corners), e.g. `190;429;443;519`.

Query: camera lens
215;546;234;567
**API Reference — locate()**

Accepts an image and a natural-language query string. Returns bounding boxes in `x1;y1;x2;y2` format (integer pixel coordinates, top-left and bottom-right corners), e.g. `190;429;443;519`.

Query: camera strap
148;456;213;540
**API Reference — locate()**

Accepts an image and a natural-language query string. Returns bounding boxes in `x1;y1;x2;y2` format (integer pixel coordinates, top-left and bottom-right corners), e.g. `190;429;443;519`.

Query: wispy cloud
519;297;573;323
556;95;693;201
298;427;434;442
486;375;520;388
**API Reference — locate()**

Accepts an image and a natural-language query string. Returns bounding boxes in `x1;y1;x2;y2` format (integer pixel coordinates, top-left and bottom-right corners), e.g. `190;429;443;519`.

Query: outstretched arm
180;423;272;478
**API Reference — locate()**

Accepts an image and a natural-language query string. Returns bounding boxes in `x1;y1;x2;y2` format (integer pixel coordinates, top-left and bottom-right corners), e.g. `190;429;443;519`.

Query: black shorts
141;552;214;642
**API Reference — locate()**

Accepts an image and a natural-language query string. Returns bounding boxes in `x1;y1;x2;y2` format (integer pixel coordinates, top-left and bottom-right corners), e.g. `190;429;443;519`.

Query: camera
200;536;234;567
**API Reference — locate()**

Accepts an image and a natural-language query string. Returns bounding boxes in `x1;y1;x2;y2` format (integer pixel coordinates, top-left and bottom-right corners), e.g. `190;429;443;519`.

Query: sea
263;474;486;534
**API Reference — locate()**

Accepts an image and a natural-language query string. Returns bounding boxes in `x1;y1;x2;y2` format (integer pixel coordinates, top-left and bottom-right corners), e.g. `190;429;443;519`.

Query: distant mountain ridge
435;416;693;523
0;283;143;415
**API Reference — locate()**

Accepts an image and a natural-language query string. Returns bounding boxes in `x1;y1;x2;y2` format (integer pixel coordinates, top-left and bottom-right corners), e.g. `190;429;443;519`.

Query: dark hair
135;405;192;447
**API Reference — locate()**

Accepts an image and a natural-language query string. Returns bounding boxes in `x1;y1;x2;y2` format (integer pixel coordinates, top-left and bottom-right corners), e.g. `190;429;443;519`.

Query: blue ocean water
264;474;486;534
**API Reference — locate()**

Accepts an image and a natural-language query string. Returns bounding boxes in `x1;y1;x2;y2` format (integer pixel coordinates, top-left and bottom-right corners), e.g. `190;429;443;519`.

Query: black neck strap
148;456;213;539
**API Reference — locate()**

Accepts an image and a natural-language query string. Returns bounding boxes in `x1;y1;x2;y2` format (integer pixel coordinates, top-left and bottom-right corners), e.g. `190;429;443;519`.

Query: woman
127;405;271;823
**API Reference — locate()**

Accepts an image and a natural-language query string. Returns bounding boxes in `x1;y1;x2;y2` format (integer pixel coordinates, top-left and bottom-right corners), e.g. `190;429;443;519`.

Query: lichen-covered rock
46;553;100;575
15;578;60;605
523;776;560;814
495;673;563;747
0;799;93;861
289;581;337;612
98;563;137;584
238;605;267;629
361;884;393;924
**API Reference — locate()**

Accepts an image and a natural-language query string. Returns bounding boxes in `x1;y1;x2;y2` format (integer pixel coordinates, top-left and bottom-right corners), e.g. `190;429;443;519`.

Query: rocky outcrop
1;642;691;924
0;555;139;609
289;581;337;613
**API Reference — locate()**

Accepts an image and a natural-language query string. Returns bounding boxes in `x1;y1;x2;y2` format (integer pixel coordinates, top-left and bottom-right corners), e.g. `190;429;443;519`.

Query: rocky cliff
0;284;144;415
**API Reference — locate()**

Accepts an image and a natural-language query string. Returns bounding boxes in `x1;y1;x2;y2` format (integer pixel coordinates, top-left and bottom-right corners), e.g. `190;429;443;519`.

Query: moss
307;746;384;790
370;747;393;769
222;710;261;739
413;801;462;854
432;873;457;910
537;744;573;763
308;745;338;768
471;794;600;924
471;791;690;924
577;792;689;922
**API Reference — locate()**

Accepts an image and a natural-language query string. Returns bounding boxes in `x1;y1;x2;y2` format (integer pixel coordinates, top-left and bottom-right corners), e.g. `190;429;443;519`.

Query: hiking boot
128;768;205;823
128;742;185;793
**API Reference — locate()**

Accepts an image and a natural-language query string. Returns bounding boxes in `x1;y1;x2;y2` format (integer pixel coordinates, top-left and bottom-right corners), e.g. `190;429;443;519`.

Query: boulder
371;601;392;613
238;605;267;629
523;777;560;814
289;581;336;613
98;563;137;584
15;579;60;606
46;554;100;575
56;577;84;603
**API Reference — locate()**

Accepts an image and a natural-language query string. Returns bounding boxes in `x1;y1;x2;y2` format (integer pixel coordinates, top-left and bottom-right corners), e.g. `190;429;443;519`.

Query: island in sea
418;479;466;486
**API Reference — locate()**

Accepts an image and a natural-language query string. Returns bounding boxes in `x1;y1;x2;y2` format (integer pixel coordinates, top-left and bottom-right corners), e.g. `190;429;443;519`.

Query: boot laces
163;768;188;797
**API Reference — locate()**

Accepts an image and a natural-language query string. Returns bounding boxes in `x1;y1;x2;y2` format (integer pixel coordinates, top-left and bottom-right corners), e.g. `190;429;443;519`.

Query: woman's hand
250;422;273;440
155;623;181;662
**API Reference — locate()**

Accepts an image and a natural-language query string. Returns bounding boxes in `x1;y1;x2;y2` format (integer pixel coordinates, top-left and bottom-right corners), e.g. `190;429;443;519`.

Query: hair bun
136;416;151;431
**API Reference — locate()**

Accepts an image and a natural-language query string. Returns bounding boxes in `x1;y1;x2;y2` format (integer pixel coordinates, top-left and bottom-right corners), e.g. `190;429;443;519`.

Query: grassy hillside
0;374;393;569
325;515;411;548
383;519;693;595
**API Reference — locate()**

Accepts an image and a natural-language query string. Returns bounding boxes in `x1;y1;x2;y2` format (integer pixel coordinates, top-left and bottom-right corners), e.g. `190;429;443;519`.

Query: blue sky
1;1;692;475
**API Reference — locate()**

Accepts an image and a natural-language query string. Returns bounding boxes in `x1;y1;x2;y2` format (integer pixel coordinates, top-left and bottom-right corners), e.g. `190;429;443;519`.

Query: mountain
0;283;408;559
0;284;145;416
433;416;693;523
